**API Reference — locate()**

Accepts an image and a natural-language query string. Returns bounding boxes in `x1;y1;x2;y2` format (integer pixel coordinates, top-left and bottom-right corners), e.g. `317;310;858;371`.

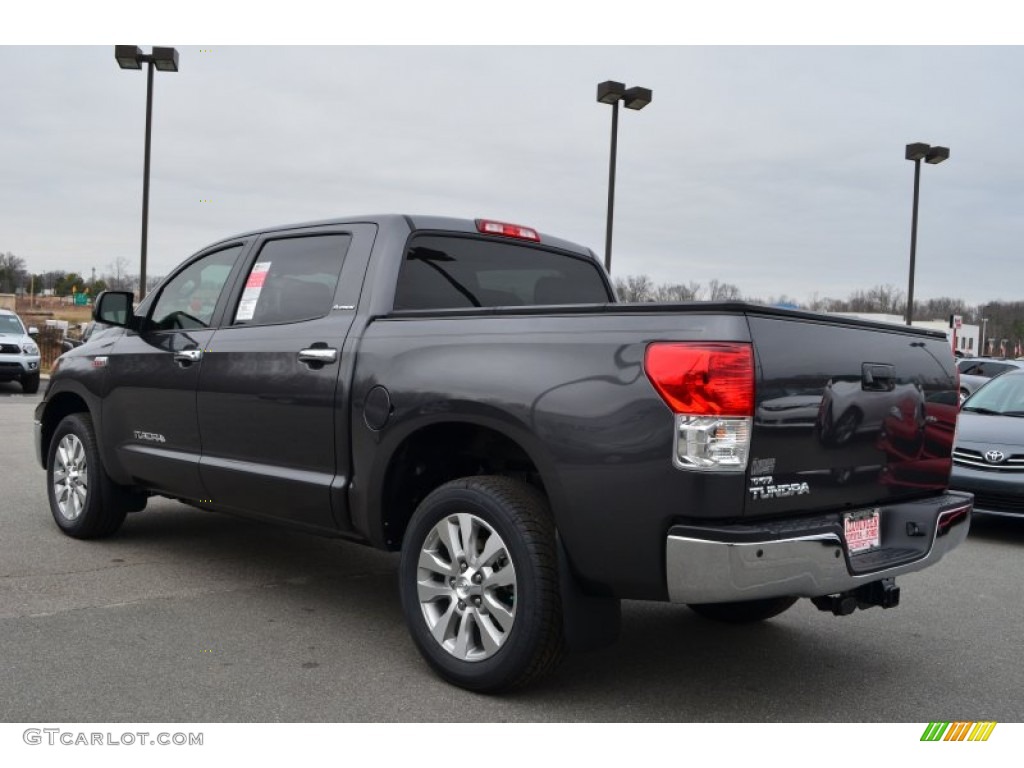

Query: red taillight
644;342;754;416
475;219;540;242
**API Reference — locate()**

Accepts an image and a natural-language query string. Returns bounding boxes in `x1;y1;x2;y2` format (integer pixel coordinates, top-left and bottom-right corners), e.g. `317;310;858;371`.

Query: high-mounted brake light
475;219;540;242
644;342;755;472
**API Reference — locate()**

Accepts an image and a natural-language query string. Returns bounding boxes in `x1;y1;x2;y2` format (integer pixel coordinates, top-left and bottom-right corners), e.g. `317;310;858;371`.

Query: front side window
393;235;610;311
232;234;350;326
149;246;243;331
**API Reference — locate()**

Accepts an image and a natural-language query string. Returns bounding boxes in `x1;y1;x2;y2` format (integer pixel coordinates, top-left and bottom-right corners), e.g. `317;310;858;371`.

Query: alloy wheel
53;434;89;521
416;512;517;662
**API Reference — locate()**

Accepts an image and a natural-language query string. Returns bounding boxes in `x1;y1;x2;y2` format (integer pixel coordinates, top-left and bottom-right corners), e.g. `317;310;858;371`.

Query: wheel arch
367;415;564;553
39;390;93;470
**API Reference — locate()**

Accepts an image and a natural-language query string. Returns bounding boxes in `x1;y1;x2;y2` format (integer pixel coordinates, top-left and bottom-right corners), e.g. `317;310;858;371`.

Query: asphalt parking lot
2;385;1023;722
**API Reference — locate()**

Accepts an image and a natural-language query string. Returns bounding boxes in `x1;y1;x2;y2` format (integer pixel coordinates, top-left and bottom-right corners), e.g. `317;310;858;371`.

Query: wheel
46;413;138;539
687;596;798;624
398;476;564;692
820;405;861;446
21;372;40;394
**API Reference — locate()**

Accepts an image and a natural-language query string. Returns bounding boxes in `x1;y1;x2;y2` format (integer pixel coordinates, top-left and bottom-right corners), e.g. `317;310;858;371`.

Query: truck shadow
80;500;983;722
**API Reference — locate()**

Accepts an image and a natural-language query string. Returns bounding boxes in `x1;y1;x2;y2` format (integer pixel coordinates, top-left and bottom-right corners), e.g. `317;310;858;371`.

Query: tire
46;413;137;539
687;596;798;624
21;372;40;394
398;475;565;692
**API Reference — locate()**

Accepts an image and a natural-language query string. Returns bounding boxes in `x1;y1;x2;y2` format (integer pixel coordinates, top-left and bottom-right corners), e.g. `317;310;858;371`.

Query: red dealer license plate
844;509;881;553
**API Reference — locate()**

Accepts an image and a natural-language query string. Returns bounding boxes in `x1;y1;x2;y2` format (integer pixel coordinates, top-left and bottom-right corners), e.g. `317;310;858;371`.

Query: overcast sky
2;42;1023;305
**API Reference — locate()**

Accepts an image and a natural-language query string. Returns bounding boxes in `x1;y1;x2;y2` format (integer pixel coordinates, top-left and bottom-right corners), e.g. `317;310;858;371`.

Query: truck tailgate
745;314;957;518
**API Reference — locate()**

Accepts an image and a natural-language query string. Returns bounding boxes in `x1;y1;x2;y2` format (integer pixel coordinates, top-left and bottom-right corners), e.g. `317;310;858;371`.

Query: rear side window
233;234;351;325
393;235;610;311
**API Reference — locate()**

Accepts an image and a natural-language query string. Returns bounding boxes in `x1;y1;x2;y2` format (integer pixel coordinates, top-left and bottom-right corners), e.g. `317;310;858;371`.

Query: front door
102;244;247;498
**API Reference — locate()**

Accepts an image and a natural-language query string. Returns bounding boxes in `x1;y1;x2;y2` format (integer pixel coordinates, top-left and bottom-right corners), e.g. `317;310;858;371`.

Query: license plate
844;509;881;553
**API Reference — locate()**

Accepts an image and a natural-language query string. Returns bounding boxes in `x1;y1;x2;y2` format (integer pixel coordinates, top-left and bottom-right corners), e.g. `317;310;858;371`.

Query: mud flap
558;534;621;652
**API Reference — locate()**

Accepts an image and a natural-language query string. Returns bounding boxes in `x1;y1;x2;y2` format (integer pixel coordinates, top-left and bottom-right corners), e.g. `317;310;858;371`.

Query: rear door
197;224;376;532
745;315;958;517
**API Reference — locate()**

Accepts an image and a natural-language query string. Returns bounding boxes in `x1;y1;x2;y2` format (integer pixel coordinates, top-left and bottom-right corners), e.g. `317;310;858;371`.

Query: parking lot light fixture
904;141;950;326
114;45;180;301
115;45;143;70
597;80;653;275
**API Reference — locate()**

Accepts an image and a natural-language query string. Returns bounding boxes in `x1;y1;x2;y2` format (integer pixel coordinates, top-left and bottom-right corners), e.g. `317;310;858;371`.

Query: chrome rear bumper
666;492;972;604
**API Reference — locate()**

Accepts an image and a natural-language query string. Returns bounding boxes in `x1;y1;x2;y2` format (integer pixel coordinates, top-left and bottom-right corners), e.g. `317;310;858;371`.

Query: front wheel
21;372;40;394
398;476;564;692
46;413;139;539
687;596;798;624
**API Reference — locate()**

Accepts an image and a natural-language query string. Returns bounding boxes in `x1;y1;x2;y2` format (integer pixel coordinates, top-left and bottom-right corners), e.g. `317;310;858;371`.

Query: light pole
905;142;949;325
115;45;180;301
980;317;988;356
597;80;652;275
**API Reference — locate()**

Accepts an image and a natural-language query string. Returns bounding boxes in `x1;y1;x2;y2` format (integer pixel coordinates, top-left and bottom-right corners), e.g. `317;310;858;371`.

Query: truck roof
212;214;596;259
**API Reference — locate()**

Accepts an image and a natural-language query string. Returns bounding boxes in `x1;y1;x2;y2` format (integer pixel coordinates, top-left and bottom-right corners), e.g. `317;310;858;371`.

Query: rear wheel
688;596;798;624
399;475;564;692
47;413;142;539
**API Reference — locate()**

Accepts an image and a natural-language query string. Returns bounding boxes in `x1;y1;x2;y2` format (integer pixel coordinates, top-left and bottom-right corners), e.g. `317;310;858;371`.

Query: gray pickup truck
34;214;972;691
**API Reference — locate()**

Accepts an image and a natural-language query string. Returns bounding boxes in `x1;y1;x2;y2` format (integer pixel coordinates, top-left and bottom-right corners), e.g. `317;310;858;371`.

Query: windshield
962;373;1024;416
0;314;25;335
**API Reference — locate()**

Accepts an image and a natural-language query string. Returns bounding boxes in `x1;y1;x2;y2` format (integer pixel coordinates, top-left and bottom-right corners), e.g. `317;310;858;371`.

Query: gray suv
0;309;41;393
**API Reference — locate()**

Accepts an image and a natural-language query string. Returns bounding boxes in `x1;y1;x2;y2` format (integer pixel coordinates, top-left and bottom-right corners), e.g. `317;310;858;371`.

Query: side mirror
27;326;39;336
93;290;136;328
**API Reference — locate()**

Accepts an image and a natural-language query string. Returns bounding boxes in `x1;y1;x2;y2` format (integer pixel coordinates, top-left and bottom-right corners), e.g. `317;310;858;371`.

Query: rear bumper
666;492;972;604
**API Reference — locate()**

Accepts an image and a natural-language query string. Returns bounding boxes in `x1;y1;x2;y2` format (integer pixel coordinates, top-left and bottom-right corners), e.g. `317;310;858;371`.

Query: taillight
644;342;755;472
475;219;540;242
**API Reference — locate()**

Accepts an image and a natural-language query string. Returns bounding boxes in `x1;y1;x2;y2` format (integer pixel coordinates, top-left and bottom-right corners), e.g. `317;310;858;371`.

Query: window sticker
235;261;271;321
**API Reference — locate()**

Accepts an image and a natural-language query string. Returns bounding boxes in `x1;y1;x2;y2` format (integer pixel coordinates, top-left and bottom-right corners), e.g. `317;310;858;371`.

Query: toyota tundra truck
33;214;972;691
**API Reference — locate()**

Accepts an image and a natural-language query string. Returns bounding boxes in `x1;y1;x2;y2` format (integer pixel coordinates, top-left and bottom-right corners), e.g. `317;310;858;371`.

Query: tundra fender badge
749;475;811;501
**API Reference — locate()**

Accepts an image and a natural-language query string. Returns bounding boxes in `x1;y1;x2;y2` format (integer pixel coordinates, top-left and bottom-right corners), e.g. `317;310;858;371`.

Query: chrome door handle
298;347;338;365
173;348;203;366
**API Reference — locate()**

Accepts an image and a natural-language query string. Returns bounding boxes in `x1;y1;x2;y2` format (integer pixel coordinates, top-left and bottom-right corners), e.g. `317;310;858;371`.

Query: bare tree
704;279;743;301
614;274;655;302
0;252;27;293
104;257;135;291
652;281;701;302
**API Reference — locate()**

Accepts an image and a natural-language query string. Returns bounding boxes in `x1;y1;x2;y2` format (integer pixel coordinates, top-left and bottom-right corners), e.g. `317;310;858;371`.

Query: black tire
21;372;40;394
398;475;564;692
46;412;138;539
687;596;798;624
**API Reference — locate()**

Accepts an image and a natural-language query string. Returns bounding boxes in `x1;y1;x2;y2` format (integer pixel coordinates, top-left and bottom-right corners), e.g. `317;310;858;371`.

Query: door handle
298;347;338;366
173;348;203;367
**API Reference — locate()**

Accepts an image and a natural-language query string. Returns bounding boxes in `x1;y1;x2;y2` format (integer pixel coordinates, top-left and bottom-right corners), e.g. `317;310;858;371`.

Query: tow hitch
811;578;901;616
